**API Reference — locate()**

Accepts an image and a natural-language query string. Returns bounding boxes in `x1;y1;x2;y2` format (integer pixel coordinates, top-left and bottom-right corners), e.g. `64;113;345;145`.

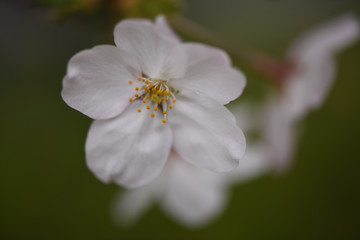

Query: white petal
85;101;172;189
288;14;359;61
170;91;246;172
227;143;271;183
114;19;186;80
154;15;181;43
264;96;298;170
62;45;141;119
283;56;335;120
171;43;246;104
160;152;227;227
111;188;154;226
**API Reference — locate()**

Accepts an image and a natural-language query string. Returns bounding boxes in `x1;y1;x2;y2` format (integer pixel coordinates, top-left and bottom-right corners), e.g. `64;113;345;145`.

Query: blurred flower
282;14;359;120
112;144;269;227
264;14;359;170
62;15;246;188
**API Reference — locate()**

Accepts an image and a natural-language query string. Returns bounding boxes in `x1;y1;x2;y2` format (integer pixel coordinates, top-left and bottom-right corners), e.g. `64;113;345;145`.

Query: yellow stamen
157;100;161;105
129;98;133;103
164;99;168;102
150;113;155;118
145;80;149;84
163;110;167;114
137;108;141;112
169;105;173;109
146;95;150;99
134;94;139;98
152;88;157;93
128;80;133;84
162;119;167;124
157;90;162;95
146;106;150;110
154;107;158;111
135;87;139;91
172;99;176;103
137;77;142;81
142;99;146;103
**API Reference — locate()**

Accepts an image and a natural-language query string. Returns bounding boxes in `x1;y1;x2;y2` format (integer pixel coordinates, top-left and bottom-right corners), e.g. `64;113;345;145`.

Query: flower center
128;76;177;123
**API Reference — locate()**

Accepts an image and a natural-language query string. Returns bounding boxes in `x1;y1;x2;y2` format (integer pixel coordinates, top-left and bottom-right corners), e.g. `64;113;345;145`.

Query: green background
1;0;360;239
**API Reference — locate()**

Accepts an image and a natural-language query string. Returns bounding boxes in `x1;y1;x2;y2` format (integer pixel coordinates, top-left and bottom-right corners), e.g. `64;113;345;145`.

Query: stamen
150;113;155;118
169;105;173;109
163;110;167;114
142;99;146;103
135;87;139;91
154;107;158;111
137;77;142;81
137;108;141;112
128;80;133;84
129;98;133;102
162;119;167;124
146;106;150;110
134;93;139;98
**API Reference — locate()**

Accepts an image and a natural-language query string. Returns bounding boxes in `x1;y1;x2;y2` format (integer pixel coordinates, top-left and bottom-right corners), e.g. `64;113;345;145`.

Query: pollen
128;76;178;123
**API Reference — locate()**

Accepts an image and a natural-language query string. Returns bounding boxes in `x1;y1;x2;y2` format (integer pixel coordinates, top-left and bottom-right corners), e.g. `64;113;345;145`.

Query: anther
169;105;173;109
137;108;141;112
162;119;167;124
129;98;133;103
163;110;167;114
137;77;142;81
128;80;133;84
154;107;158;111
172;99;176;103
157;100;161;105
142;99;146;103
146;95;150;99
134;94;139;98
135;87;139;91
150;113;155;118
146;106;150;110
145;80;149;84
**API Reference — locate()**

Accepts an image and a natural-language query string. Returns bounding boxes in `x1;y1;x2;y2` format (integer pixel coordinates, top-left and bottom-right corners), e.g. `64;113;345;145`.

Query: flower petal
264;96;298;170
111;187;154;226
62;45;141;119
154;15;181;43
161;152;227;227
288;14;359;60
171;43;246;104
114;19;186;80
170;91;246;172
284;56;335;120
85;101;172;189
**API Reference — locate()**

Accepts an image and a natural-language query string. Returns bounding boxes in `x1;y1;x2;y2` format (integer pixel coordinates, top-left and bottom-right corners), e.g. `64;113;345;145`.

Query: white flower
282;14;359;120
112;144;268;227
265;14;359;169
61;15;246;188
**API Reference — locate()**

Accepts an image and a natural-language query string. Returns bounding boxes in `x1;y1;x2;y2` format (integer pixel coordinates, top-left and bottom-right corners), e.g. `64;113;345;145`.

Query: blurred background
1;0;360;239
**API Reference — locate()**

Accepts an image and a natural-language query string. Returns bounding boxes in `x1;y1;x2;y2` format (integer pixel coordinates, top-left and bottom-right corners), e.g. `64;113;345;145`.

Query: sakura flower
264;14;359;169
61;15;246;188
281;14;359;120
112;144;269;227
